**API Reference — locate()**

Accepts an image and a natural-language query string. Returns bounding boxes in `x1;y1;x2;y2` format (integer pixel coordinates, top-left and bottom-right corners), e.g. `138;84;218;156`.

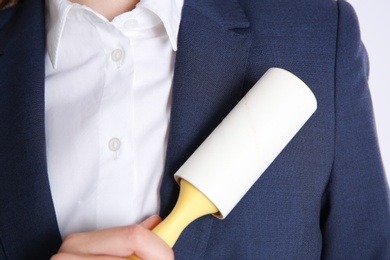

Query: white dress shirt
45;0;183;238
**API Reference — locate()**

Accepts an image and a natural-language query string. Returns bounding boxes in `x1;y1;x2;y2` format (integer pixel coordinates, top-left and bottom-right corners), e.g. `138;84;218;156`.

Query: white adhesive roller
128;68;317;258
174;67;317;218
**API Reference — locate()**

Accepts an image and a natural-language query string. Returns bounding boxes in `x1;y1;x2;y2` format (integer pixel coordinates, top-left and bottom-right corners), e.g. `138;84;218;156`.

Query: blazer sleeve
320;1;390;258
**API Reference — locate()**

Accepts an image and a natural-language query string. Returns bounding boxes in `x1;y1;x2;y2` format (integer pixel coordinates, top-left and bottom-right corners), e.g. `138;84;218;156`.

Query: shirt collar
140;0;183;51
46;0;183;69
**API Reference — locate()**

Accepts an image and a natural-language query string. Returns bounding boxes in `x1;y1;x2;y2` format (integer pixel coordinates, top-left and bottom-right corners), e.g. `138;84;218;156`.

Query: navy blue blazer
1;0;390;259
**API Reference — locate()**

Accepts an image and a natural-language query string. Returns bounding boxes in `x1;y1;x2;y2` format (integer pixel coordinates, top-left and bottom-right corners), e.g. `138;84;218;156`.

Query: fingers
54;216;173;260
139;215;162;230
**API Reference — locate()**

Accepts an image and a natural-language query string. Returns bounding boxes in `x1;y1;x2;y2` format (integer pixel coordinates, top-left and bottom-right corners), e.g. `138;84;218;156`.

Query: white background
349;0;390;185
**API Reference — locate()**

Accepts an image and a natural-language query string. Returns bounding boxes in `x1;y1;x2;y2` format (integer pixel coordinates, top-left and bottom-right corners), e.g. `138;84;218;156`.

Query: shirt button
111;49;124;62
108;137;121;152
124;19;138;29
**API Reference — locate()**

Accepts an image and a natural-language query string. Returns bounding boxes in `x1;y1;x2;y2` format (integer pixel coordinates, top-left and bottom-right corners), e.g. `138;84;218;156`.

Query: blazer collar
160;0;251;256
184;0;249;29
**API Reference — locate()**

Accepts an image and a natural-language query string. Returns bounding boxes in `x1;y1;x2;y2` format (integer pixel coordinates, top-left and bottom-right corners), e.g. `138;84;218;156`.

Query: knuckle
125;225;144;241
124;224;147;249
122;225;174;259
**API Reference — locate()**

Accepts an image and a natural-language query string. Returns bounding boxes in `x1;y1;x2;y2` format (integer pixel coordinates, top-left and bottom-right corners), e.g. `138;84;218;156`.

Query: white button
111;49;123;62
124;19;138;29
108;138;121;152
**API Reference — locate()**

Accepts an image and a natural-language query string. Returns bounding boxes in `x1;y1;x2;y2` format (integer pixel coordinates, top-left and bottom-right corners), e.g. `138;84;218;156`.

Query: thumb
140;215;162;230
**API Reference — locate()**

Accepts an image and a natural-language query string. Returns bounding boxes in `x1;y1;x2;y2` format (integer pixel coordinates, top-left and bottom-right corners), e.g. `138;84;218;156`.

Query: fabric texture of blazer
1;0;390;259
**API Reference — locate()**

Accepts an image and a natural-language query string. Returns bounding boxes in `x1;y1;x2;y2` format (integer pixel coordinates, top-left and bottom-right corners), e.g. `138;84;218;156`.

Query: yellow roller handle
128;179;218;259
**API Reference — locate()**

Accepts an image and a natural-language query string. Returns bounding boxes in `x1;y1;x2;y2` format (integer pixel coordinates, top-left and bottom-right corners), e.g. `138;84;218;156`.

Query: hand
51;215;174;260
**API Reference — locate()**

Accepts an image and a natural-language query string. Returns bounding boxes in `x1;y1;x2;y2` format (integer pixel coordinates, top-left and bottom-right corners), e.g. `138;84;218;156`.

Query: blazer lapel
160;0;251;257
0;0;62;259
